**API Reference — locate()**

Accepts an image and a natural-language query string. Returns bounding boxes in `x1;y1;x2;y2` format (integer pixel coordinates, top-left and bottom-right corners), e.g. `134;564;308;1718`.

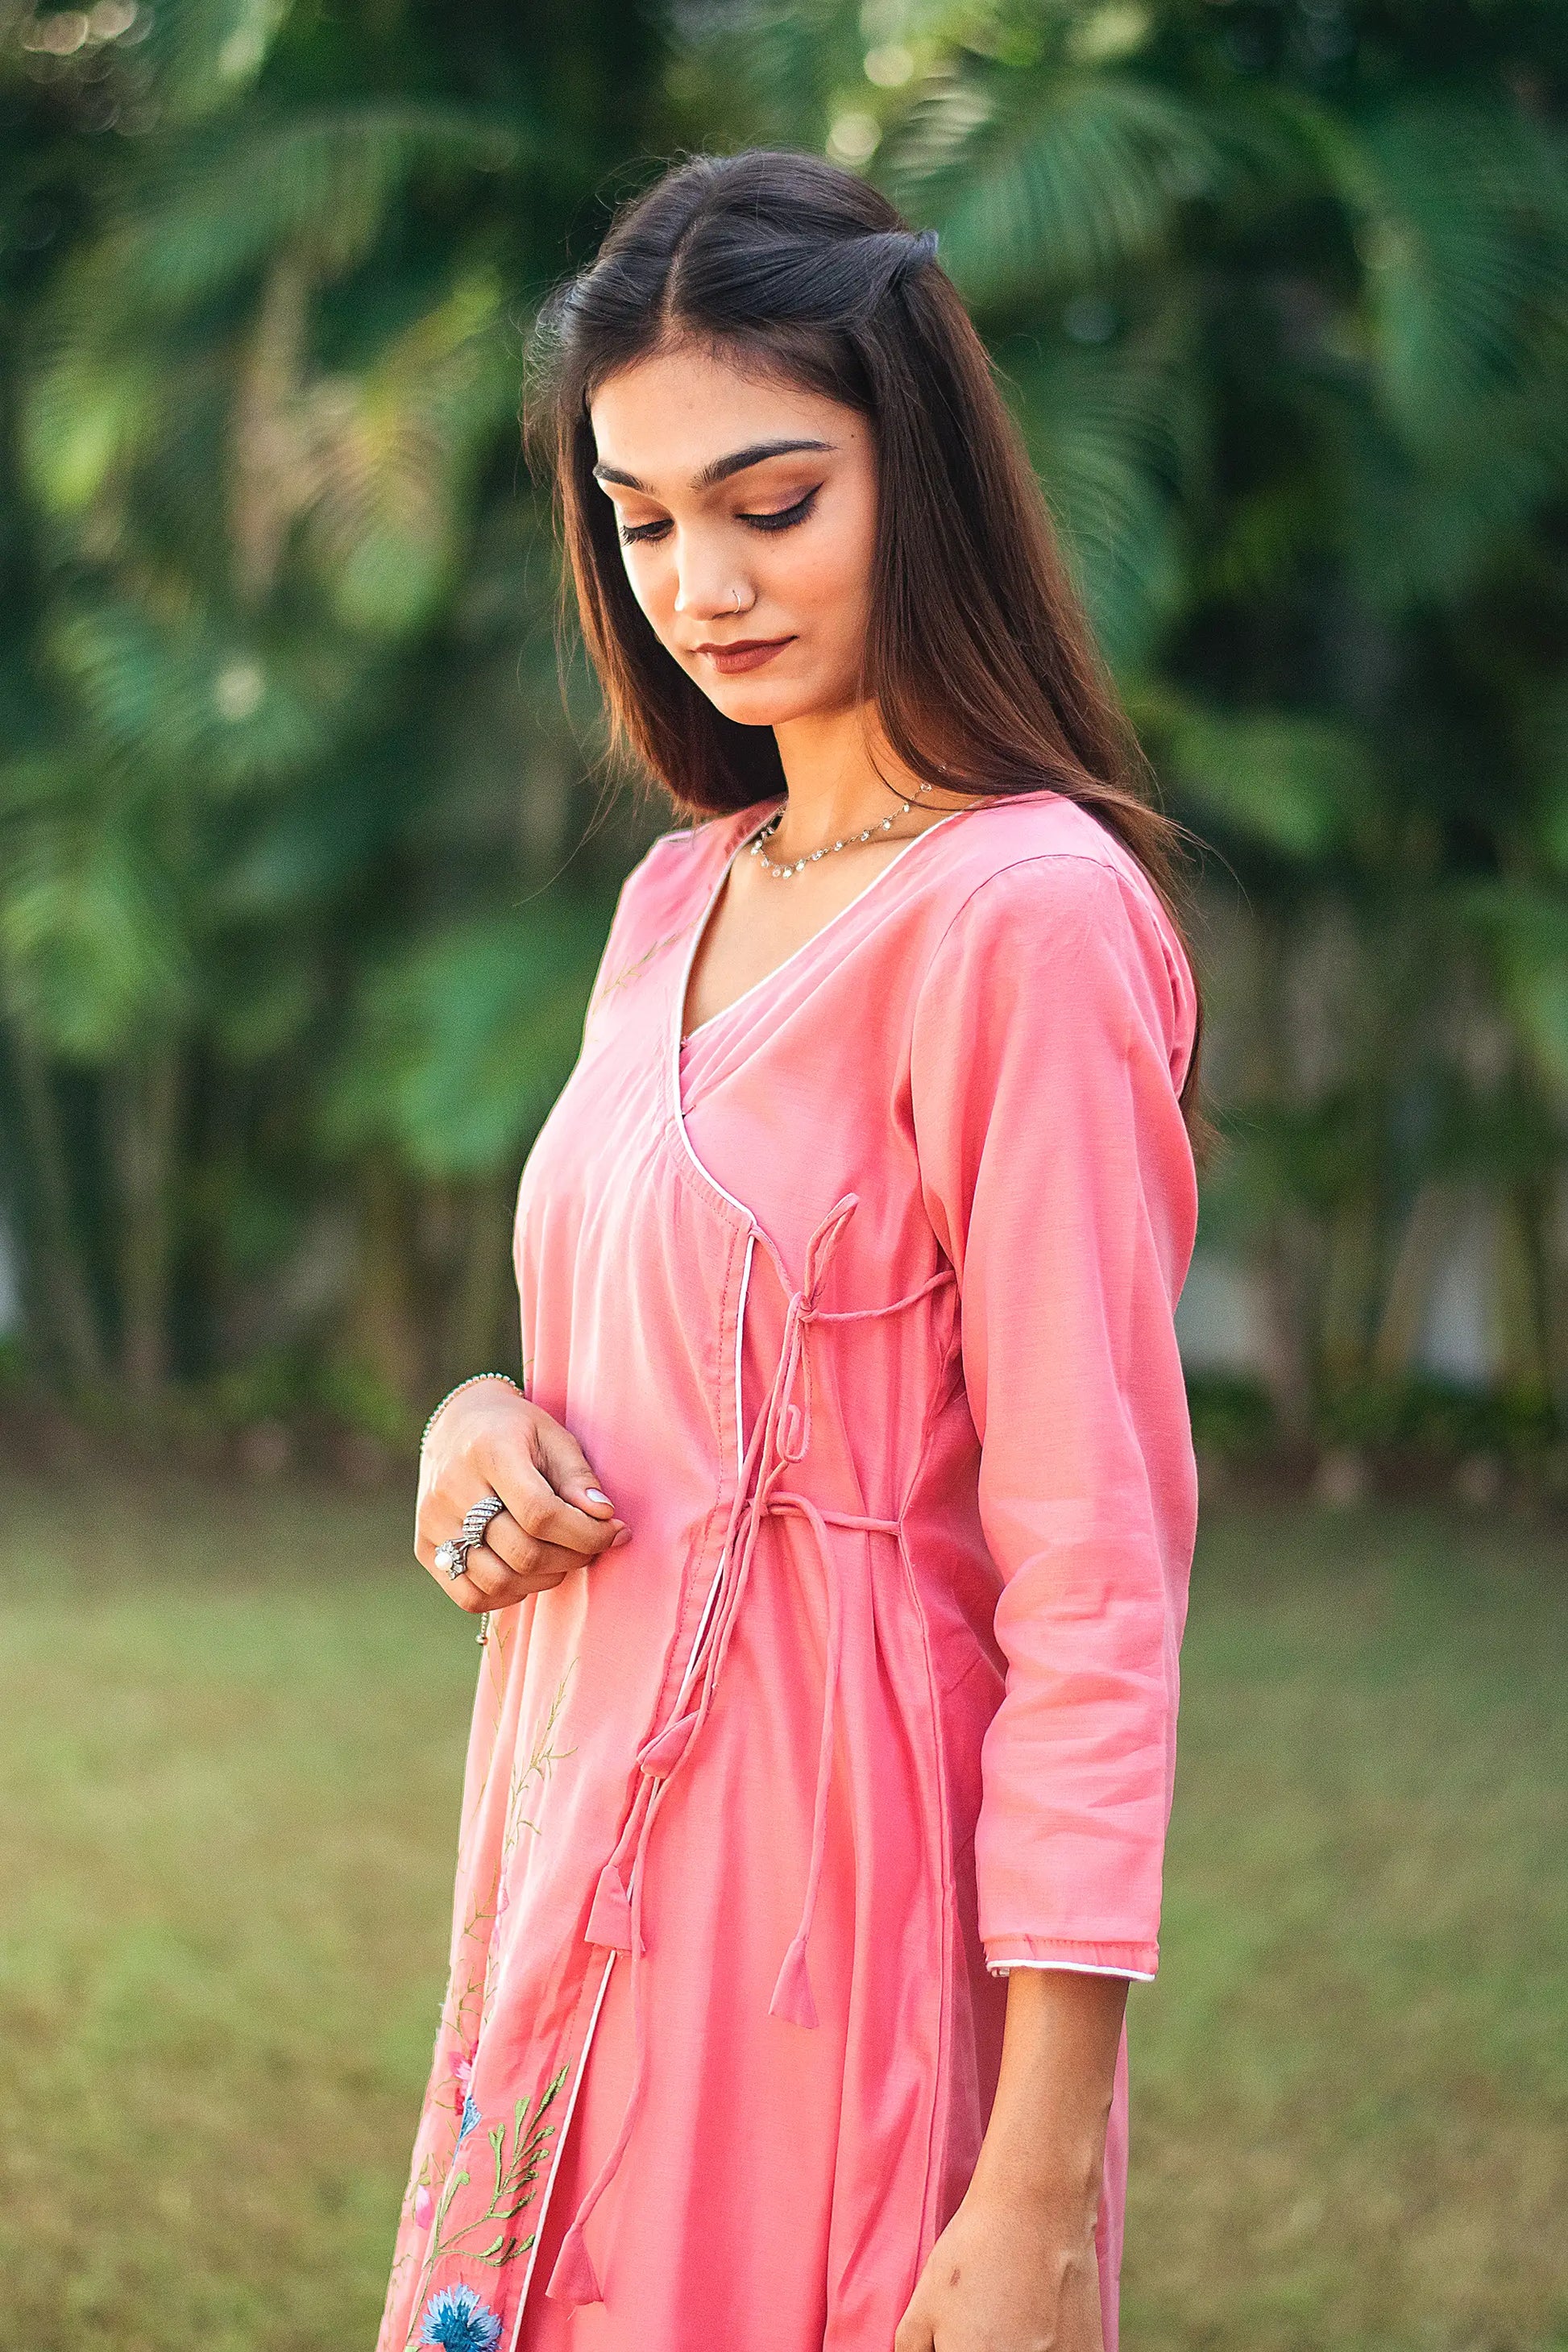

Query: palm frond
138;0;291;122
0;792;192;1057
669;0;869;149
885;67;1225;305
1336;373;1568;614
44;596;363;790
1005;305;1204;670
62;104;524;318
1135;688;1375;861
324;902;616;1179
294;275;521;635
1320;97;1568;454
18;346;163;519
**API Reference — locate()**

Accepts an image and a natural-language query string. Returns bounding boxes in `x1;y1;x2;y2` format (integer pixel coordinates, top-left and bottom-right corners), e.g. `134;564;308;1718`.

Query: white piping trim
506;1950;618;2350
988;1960;1155;1982
676;1557;726;1714
496;1199;755;2344
669;832;763;1228
734;1230;755;1480
672;1230;757;1719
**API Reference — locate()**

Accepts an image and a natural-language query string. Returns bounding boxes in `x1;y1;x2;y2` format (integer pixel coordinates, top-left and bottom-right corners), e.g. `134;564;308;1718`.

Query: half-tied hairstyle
529;148;1209;1140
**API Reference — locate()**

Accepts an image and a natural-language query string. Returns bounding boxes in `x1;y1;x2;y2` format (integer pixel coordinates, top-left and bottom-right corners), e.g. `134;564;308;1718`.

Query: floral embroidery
424;1665;573;2084
386;1667;580;2347
384;1660;583;2350
586;923;690;1035
481;1667;576;2033
417;2284;503;2351
504;1670;575;1859
399;2068;570;2349
599;926;688;998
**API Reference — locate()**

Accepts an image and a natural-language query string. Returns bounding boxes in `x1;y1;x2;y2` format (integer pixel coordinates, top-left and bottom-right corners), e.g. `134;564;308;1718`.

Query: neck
768;700;931;853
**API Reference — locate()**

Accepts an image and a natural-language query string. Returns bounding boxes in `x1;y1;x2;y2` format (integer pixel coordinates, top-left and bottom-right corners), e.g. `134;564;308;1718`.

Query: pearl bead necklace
748;776;936;879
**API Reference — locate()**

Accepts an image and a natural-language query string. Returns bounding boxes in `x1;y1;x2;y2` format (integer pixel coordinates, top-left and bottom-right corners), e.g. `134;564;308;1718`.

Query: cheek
778;502;877;624
616;541;649;601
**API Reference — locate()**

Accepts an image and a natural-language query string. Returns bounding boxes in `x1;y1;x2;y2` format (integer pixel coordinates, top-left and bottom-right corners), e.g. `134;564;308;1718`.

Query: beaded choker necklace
748;776;937;879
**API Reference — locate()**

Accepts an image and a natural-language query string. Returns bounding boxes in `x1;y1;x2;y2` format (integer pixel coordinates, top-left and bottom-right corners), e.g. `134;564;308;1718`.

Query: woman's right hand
414;1379;630;1616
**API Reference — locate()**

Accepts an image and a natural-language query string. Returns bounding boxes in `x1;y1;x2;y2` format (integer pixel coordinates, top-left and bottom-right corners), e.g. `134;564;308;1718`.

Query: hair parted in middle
529;147;1209;1137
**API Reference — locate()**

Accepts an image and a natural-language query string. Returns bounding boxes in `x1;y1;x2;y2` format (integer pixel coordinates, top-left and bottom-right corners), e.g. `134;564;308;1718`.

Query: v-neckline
677;800;974;1052
666;798;990;1220
666;797;977;1232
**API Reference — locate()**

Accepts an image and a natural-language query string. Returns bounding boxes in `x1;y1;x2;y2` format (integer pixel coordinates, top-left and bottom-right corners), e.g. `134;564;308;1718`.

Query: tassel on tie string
549;1197;863;2306
585;1863;633;1954
769;1933;819;2031
545;2218;604;2308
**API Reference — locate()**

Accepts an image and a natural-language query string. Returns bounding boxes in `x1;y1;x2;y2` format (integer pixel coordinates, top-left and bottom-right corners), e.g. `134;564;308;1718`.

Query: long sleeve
908;850;1200;1981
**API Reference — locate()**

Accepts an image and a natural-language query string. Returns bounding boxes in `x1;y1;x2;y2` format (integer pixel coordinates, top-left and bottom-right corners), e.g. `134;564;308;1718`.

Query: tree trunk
1320;1183;1379;1384
343;1162;424;1421
1541;1167;1568;1432
1247;904;1318;1441
112;1047;182;1400
1497;1183;1551;1400
1255;1209;1318;1441
3;1031;104;1388
1371;1180;1458;1381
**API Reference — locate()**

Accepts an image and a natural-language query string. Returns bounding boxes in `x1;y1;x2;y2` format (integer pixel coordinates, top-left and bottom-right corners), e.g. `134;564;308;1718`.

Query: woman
378;151;1208;2352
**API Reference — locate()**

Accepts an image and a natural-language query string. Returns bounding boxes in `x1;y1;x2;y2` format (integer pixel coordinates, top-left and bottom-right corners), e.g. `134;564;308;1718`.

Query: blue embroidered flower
457;2090;482;2143
418;2283;502;2352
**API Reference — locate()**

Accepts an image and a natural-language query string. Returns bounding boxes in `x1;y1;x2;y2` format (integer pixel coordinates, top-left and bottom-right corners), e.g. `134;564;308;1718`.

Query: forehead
588;343;864;490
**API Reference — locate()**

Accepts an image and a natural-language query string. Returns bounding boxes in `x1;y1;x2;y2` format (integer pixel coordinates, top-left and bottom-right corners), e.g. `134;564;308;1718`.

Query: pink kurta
377;787;1200;2352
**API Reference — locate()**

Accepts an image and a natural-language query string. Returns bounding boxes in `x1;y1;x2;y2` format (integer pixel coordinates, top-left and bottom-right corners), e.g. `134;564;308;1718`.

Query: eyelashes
741;486;820;534
617;485;821;547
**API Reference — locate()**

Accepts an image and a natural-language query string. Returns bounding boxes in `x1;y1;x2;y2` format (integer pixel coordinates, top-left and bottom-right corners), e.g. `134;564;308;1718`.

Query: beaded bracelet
421;1371;525;1451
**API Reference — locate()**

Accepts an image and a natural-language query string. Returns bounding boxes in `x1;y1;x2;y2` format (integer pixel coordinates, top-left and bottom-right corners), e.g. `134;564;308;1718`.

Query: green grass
0;1472;475;2352
1;1469;1564;2351
1128;1496;1568;2352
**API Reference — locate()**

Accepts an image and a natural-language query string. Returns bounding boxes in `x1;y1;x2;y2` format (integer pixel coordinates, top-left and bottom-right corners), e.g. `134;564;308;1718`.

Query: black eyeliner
618;483;822;547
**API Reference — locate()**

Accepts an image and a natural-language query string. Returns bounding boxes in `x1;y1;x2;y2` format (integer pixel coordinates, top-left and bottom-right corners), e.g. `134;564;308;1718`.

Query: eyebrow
591;438;835;495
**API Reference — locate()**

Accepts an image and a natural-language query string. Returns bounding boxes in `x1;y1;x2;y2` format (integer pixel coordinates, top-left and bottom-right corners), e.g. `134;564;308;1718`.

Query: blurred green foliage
1;0;1566;1452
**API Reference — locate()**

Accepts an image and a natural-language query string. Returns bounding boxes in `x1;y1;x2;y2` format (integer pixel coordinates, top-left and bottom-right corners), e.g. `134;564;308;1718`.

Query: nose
672;538;751;621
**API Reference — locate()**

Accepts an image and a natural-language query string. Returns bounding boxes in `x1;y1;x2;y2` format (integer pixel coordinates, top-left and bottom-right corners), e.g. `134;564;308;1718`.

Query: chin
699;678;823;730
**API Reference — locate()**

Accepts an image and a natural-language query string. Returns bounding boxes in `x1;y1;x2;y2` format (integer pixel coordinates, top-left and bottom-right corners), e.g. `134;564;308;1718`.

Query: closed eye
738;487;820;533
620;482;827;545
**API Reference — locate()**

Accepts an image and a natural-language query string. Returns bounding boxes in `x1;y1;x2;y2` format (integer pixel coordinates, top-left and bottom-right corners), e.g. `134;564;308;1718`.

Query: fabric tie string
545;1200;956;2308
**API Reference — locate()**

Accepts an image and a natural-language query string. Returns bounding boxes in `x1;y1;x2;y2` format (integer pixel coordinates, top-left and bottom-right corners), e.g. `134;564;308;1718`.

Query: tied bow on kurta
548;1192;956;2307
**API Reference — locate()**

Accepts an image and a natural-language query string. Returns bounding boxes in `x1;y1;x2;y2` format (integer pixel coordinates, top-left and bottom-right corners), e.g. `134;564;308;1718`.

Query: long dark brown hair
529;149;1210;1146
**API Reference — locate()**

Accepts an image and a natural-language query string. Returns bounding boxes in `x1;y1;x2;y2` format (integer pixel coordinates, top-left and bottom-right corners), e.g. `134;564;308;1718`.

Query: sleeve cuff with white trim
984;1935;1157;1983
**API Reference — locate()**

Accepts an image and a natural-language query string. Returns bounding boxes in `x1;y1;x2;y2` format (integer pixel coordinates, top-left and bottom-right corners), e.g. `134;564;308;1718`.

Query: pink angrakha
377;787;1200;2352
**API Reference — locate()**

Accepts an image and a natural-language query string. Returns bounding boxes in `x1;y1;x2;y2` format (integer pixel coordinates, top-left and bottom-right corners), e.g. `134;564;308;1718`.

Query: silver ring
433;1492;504;1581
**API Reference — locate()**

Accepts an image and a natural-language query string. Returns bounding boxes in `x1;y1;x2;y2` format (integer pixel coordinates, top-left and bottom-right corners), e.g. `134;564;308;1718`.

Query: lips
692;636;794;675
